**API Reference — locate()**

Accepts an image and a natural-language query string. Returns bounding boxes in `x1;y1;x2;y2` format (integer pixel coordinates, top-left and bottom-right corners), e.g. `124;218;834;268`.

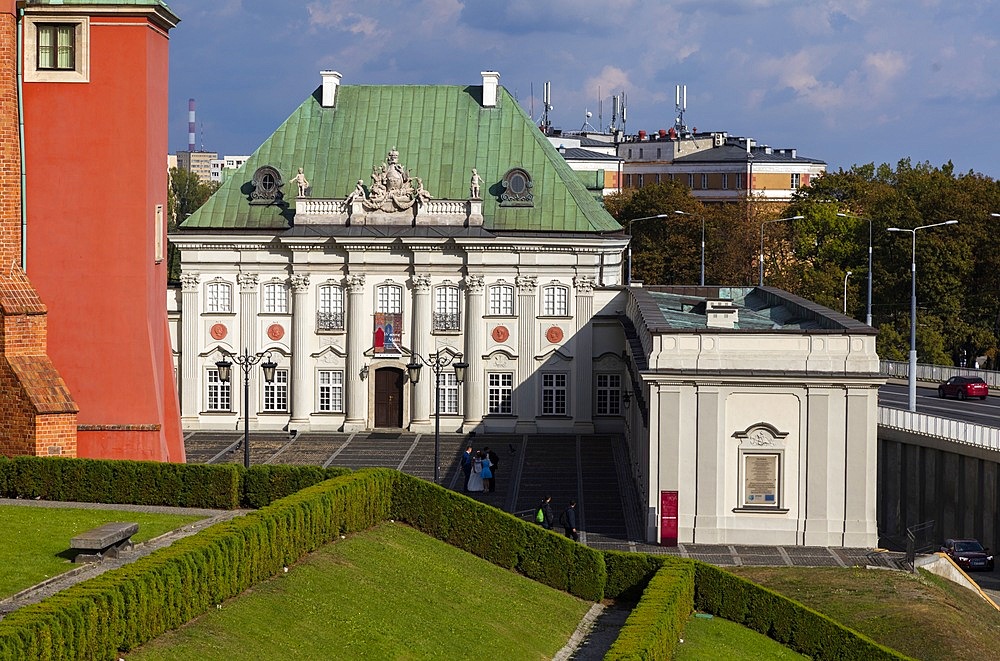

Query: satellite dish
586;111;592;118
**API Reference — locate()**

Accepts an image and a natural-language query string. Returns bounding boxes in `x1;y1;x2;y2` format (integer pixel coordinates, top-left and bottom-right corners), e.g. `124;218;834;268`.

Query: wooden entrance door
374;368;404;428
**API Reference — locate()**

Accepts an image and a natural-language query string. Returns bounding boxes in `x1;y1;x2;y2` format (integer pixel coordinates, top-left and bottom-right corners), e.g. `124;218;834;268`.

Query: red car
938;376;989;400
942;538;995;571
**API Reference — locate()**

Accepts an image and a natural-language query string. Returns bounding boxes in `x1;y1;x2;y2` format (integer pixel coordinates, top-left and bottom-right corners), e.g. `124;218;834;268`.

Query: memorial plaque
744;453;778;506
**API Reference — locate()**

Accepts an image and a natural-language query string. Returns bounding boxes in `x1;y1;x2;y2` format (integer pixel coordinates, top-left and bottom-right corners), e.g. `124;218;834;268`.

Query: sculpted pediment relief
732;422;789;447
353;148;434;213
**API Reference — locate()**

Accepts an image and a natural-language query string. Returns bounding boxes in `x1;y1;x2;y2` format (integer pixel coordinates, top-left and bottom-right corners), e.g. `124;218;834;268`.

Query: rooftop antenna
540;80;553;134
530;82;534;125
199;121;206;151
674;84;688;135
598;86;603;133
621;91;627;134
580;109;596;132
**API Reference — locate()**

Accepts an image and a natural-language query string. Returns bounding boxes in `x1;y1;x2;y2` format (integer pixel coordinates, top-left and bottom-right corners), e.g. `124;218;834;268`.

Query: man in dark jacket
485;447;499;492
460;445;473;492
560;501;579;541
537;495;555;529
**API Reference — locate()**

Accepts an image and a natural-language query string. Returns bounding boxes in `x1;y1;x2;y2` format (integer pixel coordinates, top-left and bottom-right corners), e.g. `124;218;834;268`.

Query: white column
515;275;537;431
410;274;432;426
237;272;259;429
573;275;595;432
463;274;485;430
289;273;311;429
344;274;367;431
179;272;200;423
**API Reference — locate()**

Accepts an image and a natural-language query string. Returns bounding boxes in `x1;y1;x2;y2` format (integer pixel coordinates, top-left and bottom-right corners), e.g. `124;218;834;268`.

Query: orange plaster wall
22;13;183;462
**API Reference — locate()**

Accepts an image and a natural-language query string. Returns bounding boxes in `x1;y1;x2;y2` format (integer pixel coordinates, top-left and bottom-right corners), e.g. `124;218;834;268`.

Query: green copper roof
28;1;172;6
180;84;620;233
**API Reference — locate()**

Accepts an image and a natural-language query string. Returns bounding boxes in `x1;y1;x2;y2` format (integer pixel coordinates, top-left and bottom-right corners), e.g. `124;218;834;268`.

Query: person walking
560;501;579;541
485;446;499;493
480;450;493;493
536;495;554;529
460;445;473;492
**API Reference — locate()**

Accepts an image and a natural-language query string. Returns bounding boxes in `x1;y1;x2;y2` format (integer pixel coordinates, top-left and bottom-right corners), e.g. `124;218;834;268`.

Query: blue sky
166;0;1000;178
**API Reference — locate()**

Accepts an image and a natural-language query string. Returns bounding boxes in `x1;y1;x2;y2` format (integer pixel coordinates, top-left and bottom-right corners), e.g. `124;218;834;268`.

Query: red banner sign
660;490;678;547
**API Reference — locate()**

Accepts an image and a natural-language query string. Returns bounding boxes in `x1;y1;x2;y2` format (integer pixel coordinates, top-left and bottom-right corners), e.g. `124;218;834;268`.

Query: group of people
535;495;579;542
460;445;498;494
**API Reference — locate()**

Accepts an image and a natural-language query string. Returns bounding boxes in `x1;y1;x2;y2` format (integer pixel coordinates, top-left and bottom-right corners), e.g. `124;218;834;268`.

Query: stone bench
69;522;139;563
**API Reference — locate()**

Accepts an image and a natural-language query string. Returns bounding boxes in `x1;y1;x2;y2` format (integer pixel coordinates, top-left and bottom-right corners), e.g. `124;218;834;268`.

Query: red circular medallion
267;323;285;341
491;325;509;342
210;323;228;340
546;326;564;343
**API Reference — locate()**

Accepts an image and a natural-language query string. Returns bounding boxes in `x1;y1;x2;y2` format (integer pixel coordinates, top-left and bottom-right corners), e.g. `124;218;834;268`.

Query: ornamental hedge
604;564;695;661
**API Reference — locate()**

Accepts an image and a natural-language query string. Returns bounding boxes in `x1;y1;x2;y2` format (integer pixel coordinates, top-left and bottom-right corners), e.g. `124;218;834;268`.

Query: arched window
317;284;344;331
206;281;232;313
542;284;569;316
263;282;288;313
376;284;402;313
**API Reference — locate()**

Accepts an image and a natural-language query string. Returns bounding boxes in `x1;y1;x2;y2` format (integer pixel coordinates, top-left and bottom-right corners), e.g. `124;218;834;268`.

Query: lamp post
215;347;278;468
624;214;669;285
887;220;959;412
843;271;852;314
406;351;469;484
836;212;874;326
674;210;705;286
758;215;804;286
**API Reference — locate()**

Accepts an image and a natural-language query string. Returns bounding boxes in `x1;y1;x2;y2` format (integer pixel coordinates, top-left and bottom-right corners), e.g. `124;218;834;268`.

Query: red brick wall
0;0;79;457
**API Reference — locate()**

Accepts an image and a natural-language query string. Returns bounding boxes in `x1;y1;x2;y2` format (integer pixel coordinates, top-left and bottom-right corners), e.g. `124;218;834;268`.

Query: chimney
187;98;196;152
321;70;342;108
705;299;739;329
481;71;500;107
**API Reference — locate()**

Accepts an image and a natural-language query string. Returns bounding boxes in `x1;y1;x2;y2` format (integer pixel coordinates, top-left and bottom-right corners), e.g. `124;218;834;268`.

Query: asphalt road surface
879;382;1000;428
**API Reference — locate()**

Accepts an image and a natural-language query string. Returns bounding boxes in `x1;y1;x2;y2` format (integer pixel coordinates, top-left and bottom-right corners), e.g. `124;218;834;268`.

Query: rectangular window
722;174;729;190
543;286;568;316
700;173;708;189
655;173;661;184
656;148;661;159
263;369;289;412
37;24;75;70
737;173;745;189
318;370;344;412
595;374;621;415
541;373;567;415
376;285;402;313
434;286;461;331
687;174;694;188
637;174;644;188
154;205;164;263
488;285;514;316
790;173;801;189
487;372;513;414
317;285;345;331
206;369;231;412
206;282;232;313
437;372;459;414
639;148;643;159
264;283;288;313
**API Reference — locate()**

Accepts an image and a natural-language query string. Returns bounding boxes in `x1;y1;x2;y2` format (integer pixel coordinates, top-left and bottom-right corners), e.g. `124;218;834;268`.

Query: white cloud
306;1;381;37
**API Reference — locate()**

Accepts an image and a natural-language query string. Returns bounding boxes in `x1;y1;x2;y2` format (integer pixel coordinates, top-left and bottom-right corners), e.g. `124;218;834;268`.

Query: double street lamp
887;220;959;412
624;214;669;285
215;347;278;468
758;215;804;286
673;210;706;286
836;212;874;326
406;352;469;484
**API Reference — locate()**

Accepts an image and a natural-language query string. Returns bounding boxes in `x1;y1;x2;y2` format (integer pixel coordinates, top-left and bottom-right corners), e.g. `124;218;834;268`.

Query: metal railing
432;312;461;331
881;360;1000;387
316;311;345;331
878;407;1000;451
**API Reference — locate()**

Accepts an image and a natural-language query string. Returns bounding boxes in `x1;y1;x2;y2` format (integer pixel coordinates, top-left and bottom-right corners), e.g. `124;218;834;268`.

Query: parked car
937;376;989;400
942;538;994;571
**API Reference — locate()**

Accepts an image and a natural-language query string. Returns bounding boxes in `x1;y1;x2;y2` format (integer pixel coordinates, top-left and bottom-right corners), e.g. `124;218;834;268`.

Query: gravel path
0;498;248;619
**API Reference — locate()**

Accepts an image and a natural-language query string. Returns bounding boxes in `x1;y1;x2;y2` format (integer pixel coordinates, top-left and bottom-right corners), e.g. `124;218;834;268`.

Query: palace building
170;71;880;546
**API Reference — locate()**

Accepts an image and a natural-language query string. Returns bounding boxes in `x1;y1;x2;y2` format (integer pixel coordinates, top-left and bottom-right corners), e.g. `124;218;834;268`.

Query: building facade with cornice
170;71;879;547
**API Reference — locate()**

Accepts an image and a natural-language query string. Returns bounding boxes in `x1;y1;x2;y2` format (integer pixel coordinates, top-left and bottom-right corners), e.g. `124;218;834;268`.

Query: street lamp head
991;213;1000;218
943;219;958;225
215;356;232;383
260;356;278;383
673;209;689;216
453;360;469;384
790;215;804;220
886;227;902;232
406;361;422;384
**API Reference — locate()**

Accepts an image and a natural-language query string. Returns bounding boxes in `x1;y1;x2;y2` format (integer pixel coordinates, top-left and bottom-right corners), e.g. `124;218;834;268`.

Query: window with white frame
437;372;459;414
595;373;621;415
487;372;513;414
24;17;89;83
541;373;568;415
687;173;694;188
263;282;289;313
434;285;460;331
542;285;569;316
206;281;232;313
722;173;729;190
317;284;345;331
263;369;289;412
317;370;344;412
700;173;708;189
488;284;514;316
38;23;76;70
206;368;231;412
637;174;644;187
376;284;402;313
790;173;801;189
737;173;745;189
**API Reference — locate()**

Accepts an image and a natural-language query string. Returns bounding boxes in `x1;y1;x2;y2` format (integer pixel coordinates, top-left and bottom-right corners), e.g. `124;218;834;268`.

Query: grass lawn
0;505;204;599
730;566;1000;661
131;522;592;660
674;613;808;660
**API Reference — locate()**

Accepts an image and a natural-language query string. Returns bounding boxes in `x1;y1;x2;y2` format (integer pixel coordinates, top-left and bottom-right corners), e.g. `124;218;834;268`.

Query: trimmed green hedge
694;563;911;660
605;564;695;661
0;456;351;510
389;472;606;602
0;469;395;660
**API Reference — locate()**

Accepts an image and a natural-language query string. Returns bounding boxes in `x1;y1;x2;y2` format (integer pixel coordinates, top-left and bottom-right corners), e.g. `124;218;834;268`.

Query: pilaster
463;274;485;430
289;273;311;429
237;272;259;421
410;273;432;425
573;275;595;432
515;275;537;431
344;274;367;430
179;271;200;422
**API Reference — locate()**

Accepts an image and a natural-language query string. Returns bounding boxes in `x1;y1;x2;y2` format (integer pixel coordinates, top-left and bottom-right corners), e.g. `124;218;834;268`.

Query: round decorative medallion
210;323;228;340
491;325;509;342
267;323;285;341
546;326;564;343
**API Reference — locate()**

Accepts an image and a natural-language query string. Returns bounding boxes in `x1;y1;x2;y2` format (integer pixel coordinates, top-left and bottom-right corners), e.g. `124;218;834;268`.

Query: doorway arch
374;366;404;428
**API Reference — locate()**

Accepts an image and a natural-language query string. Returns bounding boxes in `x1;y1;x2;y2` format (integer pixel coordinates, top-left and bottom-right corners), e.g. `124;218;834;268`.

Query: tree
167;167;218;281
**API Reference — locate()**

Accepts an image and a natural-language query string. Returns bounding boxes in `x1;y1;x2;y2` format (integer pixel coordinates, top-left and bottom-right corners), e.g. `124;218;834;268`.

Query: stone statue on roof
346;179;366;204
470;168;483;199
362;148;431;213
292;167;309;197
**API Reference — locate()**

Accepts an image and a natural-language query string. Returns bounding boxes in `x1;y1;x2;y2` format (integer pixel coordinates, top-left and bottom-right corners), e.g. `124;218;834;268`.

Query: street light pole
406;351;468;484
843;271;852;314
836;213;874;327
758;215;804;286
887;220;959;412
624;213;669;285
674;210;705;286
215;347;278;468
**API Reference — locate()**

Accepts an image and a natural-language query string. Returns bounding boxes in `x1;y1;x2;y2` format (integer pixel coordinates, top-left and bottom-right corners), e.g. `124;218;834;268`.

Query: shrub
605;563;695;661
242;464;352;508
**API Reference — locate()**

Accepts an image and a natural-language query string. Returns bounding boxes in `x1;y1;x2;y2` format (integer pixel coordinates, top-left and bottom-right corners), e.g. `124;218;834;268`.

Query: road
879;382;1000;428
